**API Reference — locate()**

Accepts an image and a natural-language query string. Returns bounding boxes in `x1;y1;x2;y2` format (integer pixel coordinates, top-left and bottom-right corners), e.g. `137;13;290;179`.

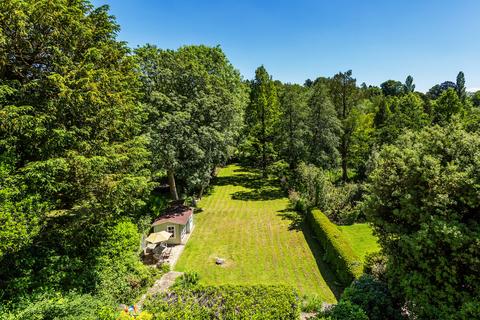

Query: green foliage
276;84;309;169
301;294;324;313
365;124;480;319
380;79;404;96
375;93;428;145
307;209;362;285
472;90;480;107
318;301;368;320
0;292;107;320
433;87;464;125
329;70;359;181
135;44;248;197
172;271;200;290
307;82;341;168
143;285;300;320
341;275;401;320
404;75;415;93
291;163;329;213
244;66;280;176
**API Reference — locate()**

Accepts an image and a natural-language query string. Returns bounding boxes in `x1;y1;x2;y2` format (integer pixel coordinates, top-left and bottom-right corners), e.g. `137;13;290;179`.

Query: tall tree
306;82;342;168
135;45;247;198
380;80;404;96
246;66;280;176
433;88;464;125
329;70;358;181
277;83;309;169
456;71;466;101
0;0;153;295
404;75;415;93
365;125;480;319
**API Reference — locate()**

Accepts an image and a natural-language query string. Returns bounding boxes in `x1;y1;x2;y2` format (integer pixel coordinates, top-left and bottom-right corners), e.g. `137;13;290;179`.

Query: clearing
338;223;380;262
175;164;340;301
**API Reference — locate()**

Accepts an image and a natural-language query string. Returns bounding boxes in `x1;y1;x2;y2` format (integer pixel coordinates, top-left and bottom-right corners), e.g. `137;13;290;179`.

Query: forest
0;1;479;319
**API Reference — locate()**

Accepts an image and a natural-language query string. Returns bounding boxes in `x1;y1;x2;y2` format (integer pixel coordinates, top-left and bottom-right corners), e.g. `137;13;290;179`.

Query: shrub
172;271;200;289
318;301;368;320
307;209;362;285
0;292;107;320
143;285;300;320
324;183;365;225
342;275;402;320
301;294;324;312
363;252;387;281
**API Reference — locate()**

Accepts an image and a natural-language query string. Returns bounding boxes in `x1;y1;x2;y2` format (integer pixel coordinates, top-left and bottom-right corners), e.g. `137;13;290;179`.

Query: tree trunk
167;169;179;200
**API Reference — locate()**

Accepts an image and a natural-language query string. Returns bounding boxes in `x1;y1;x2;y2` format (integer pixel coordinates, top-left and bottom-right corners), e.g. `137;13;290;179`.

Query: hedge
143;284;300;319
308;209;362;285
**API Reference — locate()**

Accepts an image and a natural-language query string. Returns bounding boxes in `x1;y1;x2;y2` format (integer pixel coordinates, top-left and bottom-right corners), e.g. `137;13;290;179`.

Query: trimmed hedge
308;209;362;285
143;284;300;319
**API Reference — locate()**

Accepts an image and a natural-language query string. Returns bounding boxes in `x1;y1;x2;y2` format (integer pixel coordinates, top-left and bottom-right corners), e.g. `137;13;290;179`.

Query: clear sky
92;0;480;92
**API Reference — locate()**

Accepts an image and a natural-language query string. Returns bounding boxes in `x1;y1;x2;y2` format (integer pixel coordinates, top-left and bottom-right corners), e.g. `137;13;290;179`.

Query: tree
329;70;358;181
472;90;480;107
0;0;153;297
433;88;463;125
403;75;415;93
306;82;341;168
375;93;428;145
245;66;280;177
365;125;480;319
456;71;466;101
277;83;309;169
135;45;247;198
427;81;457;99
380;80;404;96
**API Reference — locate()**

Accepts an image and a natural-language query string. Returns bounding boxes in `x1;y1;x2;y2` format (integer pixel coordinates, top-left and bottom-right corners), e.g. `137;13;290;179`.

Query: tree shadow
231;186;285;201
277;209;303;231
277;208;344;300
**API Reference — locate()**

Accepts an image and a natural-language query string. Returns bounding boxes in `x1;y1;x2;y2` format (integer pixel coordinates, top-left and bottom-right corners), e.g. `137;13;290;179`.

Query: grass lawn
338;224;380;262
175;164;340;302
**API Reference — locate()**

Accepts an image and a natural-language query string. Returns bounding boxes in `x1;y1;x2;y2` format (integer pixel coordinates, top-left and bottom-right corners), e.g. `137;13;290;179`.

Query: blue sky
92;0;480;92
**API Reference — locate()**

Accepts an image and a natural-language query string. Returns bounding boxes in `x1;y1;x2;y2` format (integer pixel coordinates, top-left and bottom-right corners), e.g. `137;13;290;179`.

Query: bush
342;275;402;320
307;209;362;285
143;285;300;320
363;252;387;281
0;292;109;320
94;221;160;304
324;183;366;225
172;271;200;289
301;294;324;312
317;301;368;320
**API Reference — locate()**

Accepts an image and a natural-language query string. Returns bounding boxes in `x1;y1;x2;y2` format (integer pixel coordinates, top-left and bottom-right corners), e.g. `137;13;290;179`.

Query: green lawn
338;224;380;262
175;165;339;302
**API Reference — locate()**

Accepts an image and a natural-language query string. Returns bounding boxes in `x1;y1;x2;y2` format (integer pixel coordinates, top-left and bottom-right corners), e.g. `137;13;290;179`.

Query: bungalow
151;203;194;245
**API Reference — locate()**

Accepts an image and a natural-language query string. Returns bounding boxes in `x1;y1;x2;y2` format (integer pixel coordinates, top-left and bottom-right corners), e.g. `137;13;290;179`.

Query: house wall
153;223;186;245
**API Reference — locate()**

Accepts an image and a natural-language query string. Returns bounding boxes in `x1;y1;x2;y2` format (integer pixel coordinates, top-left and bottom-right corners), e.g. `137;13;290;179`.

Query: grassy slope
175;165;339;302
338;224;380;262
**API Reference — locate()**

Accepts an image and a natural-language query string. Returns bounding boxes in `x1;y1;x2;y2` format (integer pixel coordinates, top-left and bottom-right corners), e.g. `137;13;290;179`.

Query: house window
167;225;175;237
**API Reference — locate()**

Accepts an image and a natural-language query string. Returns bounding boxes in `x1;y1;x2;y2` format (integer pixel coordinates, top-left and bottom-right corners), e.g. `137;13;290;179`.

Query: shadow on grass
277;209;344;300
213;168;286;202
277;209;303;231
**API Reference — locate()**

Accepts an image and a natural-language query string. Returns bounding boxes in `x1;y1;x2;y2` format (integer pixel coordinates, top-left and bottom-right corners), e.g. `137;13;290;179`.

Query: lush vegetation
307;209;362;285
143;284;300;319
175;165;339;300
338;224;380;262
1;0;479;319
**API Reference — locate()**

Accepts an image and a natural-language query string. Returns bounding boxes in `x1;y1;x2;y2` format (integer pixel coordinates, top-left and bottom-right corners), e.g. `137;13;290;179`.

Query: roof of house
152;203;193;226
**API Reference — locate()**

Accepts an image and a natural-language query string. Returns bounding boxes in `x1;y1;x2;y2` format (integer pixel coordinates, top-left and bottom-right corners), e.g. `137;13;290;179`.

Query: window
167;225;175;238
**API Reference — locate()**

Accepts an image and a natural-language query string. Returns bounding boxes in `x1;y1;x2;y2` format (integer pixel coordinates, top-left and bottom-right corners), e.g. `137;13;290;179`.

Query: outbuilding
151;203;194;245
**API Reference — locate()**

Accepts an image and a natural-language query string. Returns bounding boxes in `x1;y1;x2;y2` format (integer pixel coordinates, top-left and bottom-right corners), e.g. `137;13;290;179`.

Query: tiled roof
152;204;193;226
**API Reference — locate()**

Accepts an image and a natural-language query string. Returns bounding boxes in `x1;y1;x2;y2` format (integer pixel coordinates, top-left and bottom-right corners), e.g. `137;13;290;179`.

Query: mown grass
175;164;339;302
338;223;380;262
